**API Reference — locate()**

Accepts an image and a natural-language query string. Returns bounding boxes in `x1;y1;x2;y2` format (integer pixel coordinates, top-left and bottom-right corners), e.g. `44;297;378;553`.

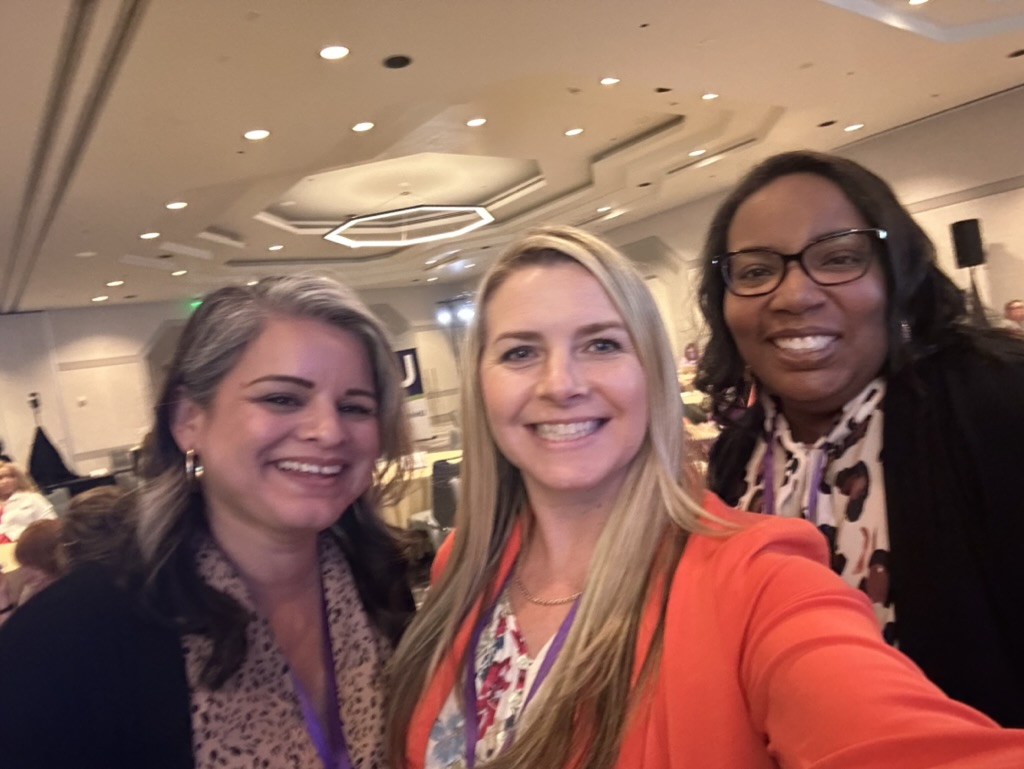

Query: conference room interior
1;0;1023;576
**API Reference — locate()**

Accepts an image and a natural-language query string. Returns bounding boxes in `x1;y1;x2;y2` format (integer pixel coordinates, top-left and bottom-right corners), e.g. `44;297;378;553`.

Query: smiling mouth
772;335;836;353
533;420;604;441
274;460;342;476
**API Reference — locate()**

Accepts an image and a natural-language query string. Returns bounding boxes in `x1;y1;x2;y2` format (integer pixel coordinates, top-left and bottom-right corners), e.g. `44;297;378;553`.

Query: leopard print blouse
181;533;392;768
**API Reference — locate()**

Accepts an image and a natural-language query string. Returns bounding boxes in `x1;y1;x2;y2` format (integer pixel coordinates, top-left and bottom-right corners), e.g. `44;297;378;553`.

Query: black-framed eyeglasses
713;228;887;297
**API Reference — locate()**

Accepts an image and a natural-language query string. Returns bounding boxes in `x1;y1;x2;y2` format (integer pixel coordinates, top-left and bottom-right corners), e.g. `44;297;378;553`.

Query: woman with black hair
697;150;1024;727
0;275;416;768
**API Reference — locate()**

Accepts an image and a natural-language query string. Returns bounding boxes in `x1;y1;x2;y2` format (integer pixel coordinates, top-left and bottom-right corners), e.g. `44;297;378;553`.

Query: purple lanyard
290;585;353;769
760;430;827;524
462;573;580;768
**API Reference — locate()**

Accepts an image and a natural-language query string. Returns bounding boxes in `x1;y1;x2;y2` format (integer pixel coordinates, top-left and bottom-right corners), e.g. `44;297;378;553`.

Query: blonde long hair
388;226;709;769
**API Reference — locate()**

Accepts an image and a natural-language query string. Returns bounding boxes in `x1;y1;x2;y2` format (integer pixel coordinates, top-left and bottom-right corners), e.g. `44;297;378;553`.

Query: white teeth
774;335;834;352
275;460;342;475
534;420;601;441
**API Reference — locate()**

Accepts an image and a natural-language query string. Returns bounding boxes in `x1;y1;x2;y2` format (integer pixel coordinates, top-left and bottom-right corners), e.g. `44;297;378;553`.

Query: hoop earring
184;449;204;485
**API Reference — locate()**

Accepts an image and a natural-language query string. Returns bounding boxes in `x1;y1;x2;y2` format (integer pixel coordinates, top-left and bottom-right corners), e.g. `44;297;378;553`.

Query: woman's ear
170;395;205;453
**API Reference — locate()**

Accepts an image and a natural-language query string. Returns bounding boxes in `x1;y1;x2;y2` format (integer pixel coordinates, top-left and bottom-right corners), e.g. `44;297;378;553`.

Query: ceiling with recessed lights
1;0;1022;312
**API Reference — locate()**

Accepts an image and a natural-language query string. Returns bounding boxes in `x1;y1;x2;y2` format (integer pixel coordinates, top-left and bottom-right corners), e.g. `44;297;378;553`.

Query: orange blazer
405;494;1024;768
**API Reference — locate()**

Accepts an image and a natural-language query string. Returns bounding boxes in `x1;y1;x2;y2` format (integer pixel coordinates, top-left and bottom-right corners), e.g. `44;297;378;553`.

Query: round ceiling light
106;280;124;287
689;149;707;157
466;118;487;127
352;122;375;132
243;129;270;141
140;232;160;240
171;269;188;277
600;77;620;86
268;245;284;251
165;201;188;210
91;295;109;302
701;92;719;101
319;45;350;60
564;127;584;136
844;123;865;132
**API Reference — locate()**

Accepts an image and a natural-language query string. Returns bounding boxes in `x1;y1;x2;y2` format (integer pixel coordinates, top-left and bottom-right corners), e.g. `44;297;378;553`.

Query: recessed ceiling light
844;123;865;132
246;280;259;286
268;245;283;251
694;155;722;169
689;149;707;157
564;127;584;136
91;295;109;302
352;122;375;132
427;276;439;282
600;77;620;86
75;251;97;258
908;0;928;5
171;269;188;277
319;45;350;60
165;201;188;210
466;117;487;127
140;232;160;239
701;92;719;101
106;280;124;287
597;206;612;213
243;129;270;141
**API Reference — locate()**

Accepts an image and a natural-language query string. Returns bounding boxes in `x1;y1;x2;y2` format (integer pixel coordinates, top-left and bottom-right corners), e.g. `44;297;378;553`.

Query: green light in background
189;300;203;311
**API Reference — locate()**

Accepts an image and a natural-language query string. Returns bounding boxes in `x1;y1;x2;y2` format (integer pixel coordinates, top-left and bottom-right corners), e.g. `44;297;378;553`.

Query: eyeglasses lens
726;231;875;296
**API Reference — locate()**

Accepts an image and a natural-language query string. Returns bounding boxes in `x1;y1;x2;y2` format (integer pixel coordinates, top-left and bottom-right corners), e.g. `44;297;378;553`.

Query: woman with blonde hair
387;225;1024;769
0;460;56;543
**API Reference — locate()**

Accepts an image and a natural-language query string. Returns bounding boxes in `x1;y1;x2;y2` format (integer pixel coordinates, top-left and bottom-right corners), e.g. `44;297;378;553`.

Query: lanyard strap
462;573;580;768
290;582;353;769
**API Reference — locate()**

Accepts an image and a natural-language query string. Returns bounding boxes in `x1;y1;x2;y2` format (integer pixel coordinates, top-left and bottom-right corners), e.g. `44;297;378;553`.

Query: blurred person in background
59;485;136;576
12;519;66;604
0;461;56;543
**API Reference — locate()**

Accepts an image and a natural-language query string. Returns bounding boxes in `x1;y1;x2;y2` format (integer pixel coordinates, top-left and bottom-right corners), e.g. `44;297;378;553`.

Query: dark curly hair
695;150;1001;420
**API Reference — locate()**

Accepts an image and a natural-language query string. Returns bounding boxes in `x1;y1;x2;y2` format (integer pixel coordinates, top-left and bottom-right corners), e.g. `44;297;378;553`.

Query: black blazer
708;341;1024;727
0;564;194;769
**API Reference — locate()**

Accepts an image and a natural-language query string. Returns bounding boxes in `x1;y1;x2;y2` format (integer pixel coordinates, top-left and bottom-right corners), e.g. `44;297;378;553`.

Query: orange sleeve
730;518;1024;769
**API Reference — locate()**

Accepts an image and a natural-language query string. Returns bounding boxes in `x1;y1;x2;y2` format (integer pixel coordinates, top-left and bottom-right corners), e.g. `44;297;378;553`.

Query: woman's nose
300;400;346;444
537;352;587;402
769;261;827;312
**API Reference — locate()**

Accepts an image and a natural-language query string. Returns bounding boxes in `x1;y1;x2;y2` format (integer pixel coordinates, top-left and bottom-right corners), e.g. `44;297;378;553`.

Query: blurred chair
408;458;461;549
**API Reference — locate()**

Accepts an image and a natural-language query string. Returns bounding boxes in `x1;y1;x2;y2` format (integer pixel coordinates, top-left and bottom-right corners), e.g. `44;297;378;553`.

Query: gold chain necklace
513;571;583;606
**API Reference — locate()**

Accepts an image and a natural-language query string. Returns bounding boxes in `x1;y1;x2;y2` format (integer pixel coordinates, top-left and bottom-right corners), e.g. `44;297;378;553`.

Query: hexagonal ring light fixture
323;204;494;248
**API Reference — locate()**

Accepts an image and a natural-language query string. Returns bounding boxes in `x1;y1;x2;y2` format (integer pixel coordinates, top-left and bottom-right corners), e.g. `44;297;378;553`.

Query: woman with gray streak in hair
0;275;417;769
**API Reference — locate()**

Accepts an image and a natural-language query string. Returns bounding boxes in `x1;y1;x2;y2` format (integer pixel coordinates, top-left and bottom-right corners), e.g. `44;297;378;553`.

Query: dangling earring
184;448;204;486
900;319;912;344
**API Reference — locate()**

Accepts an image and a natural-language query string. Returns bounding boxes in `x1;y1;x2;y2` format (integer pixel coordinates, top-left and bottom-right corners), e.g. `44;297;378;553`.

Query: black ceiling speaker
951;219;985;268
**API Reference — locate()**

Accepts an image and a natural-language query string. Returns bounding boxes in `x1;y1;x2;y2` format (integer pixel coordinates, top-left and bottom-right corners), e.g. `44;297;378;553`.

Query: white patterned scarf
181;532;392;768
736;378;896;642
